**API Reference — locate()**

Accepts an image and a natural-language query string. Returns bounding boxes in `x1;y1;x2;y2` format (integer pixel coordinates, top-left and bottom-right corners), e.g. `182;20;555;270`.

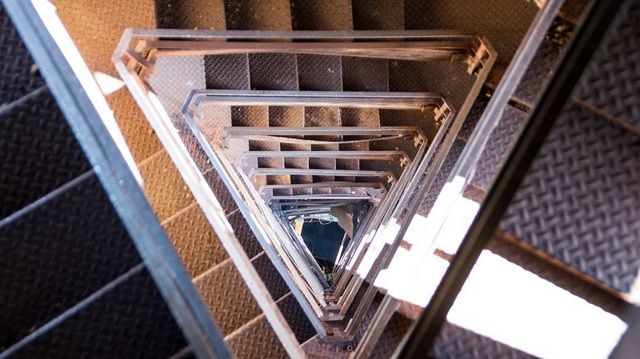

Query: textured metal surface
148;55;206;120
488;230;628;317
417;138;466;217
232;106;269;127
162;203;229;278
301;335;350;359
204;55;251;90
106;90;163;163
290;0;353;30
227;211;264;259
575;1;640;130
0;88;90;219
251;252;290;302
276;294;316;343
54;0;160;161
0;174;141;350
194;259;262;335
224;0;292;30
430;322;535;359
155;0;226;30
471;106;529;190
203;168;240;215
297;55;343;91
389;60;472;117
500;103;640;293
54;0;155;77
225;315;288;359
370;312;412;359
0;6;44;106
352;0;405;30
342;57;389;92
10;268;188;358
249;54;299;91
457;89;491;142
513;18;574;108
403;0;537;82
139;150;194;221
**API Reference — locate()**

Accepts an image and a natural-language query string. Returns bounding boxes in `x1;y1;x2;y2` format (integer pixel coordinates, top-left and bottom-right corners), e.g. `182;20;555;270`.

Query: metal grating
0;88;90;219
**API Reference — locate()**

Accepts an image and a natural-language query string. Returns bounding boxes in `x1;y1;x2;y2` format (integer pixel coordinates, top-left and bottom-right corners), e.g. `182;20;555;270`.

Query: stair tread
139;150;194;221
431;322;535;359
8;267;188;358
194;258;262;336
352;0;405;30
225;314;288;359
403;0;537;83
499;102;640;294
224;0;292;31
227;210;264;259
252;252;290;302
106;90;163;163
0;174;141;350
155;0;226;30
0;5;45;104
290;0;353;31
0;87;90;219
163;203;229;278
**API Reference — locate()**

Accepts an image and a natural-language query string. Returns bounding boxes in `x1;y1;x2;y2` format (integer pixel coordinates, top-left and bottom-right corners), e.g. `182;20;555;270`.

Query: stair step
276;293;317;343
290;0;353;30
0;87;90;219
224;0;292;31
0;5;45;104
500;102;640;295
138;150;194;221
227;210;265;259
162;202;229;278
204;54;251;90
194;258;262;336
107;90;163;163
403;0;537;83
0;174;140;350
225;314;288;359
5;266;188;358
252;252;290;302
352;0;405;30
430;322;535;359
155;0;226;30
